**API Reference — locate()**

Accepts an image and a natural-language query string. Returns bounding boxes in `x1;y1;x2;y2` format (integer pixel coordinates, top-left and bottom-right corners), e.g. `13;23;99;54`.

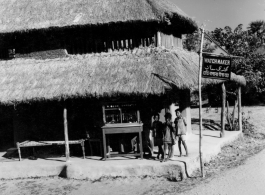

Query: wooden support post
238;87;242;132
157;32;161;47
17;142;21;161
221;83;226;138
102;105;106;124
64;108;70;162
198;27;205;178
102;129;107;160
232;100;238;130
137;110;140;123
81;140;85;159
139;130;143;159
226;101;231;130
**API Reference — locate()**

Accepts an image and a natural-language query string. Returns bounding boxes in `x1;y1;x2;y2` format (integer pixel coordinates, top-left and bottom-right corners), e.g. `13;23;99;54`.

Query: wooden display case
101;102;143;160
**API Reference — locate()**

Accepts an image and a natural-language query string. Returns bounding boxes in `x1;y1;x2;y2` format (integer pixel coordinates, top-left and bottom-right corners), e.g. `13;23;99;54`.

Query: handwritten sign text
202;55;231;80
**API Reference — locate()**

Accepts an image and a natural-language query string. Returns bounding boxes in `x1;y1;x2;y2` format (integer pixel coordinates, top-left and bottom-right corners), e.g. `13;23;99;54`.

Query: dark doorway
0;106;14;152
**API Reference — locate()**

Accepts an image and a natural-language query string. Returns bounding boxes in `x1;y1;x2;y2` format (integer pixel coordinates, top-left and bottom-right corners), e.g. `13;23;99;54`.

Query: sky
170;0;265;31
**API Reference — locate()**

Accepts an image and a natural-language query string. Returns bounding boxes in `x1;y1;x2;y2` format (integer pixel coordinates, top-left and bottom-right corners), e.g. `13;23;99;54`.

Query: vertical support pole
232;100;238;129
227;101;231;130
198;27;205;178
102;129;107;160
139;127;143;159
81;140;85;159
157;31;161;47
221;83;226;137
17;142;21;161
137;110;140;123
169;103;177;123
238;86;242;132
102;105;106;124
64;108;70;162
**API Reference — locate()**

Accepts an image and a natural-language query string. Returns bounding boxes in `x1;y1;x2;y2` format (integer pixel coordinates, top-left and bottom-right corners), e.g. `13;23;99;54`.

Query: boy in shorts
174;109;188;157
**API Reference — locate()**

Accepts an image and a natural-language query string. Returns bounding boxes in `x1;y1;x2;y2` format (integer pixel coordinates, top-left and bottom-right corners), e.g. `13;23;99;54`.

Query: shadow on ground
192;118;221;131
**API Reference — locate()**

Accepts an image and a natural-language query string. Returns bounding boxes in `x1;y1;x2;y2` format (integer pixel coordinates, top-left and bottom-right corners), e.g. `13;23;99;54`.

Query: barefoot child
151;113;164;160
162;113;175;162
174;109;188;157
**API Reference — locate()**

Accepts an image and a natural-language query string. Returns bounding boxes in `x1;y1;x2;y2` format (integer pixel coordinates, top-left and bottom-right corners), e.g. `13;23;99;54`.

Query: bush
226;111;254;133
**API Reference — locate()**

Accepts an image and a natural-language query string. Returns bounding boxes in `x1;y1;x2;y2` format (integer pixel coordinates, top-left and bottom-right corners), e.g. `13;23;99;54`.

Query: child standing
151;113;164;160
174;109;188;157
162;113;175;162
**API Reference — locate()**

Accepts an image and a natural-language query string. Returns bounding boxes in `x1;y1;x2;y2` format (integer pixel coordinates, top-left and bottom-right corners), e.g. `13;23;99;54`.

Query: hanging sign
202;55;231;80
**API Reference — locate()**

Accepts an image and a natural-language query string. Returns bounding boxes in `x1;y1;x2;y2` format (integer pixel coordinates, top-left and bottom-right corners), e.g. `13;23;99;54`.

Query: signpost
202;55;231;80
198;28;232;178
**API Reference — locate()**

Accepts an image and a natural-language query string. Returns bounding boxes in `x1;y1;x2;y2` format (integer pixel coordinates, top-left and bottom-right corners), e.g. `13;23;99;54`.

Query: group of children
150;109;189;162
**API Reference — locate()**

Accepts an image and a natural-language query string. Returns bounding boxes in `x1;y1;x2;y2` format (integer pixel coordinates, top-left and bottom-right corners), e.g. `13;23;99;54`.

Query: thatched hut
0;0;197;58
0;0;245;157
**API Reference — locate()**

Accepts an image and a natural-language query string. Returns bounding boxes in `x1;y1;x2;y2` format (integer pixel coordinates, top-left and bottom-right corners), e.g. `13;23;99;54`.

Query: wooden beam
64;108;70;162
221;83;226;137
238;87;242;132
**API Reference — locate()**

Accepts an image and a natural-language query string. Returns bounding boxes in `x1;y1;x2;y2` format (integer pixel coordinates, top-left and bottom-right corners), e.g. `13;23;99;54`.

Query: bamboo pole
64;108;70;162
238;87;242;132
198;27;205;178
221;83;226;137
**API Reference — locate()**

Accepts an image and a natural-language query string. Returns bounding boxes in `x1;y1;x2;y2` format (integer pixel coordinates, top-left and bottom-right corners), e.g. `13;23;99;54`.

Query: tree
248;20;265;37
183;30;216;53
211;23;265;105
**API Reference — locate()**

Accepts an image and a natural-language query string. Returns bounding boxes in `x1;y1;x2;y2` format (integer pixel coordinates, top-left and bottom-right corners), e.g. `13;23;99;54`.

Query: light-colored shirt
174;117;187;135
163;122;174;143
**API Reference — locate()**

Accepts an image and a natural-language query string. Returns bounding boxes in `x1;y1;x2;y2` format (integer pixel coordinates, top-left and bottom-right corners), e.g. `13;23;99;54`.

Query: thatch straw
0;0;197;34
0;47;245;105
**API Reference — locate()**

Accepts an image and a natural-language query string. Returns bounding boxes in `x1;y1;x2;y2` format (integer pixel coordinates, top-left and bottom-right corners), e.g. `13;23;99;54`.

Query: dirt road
180;148;265;195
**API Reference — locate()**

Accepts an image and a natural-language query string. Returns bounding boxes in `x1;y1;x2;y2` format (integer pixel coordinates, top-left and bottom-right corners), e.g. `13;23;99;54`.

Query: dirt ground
178;144;265;195
0;106;265;195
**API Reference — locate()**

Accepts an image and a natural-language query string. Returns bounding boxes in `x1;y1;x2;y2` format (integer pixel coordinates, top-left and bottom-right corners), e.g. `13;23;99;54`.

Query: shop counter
101;123;143;160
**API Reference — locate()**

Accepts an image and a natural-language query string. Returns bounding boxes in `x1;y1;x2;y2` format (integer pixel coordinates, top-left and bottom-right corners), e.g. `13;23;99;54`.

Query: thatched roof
0;47;245;105
0;0;197;34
